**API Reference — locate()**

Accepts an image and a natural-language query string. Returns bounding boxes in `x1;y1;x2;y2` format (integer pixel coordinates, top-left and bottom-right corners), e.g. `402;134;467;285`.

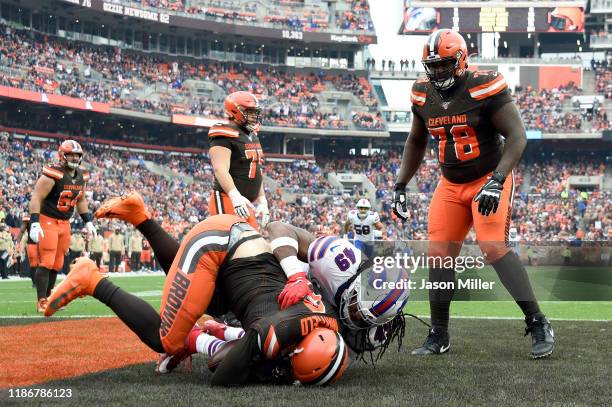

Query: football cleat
44;258;106;317
202;319;228;341
525;315;555;359
36;298;48;313
95;192;151;226
411;329;450;355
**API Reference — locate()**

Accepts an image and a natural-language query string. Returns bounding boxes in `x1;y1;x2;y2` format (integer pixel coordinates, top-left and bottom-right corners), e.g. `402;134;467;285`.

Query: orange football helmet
291;328;349;386
224;91;261;133
421;29;468;91
58;140;83;170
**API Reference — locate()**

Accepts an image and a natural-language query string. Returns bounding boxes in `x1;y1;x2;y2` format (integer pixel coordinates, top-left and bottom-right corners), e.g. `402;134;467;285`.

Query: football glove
85;221;97;238
29;222;44;243
474;172;505;216
228;188;253;219
254;195;270;228
392;183;410;221
278;272;314;310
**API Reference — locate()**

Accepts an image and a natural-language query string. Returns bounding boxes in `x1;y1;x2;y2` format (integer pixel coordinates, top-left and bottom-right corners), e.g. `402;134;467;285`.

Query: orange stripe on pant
38;214;71;271
208;190;258;229
428;172;514;263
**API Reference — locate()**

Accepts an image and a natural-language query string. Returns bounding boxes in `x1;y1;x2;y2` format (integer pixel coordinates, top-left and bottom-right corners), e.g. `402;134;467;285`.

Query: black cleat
411;329;450;355
525;315;555;359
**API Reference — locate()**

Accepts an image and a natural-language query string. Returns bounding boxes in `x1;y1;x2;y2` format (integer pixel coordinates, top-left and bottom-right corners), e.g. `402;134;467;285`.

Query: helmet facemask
340;279;377;330
241;106;261;133
61;152;83;170
357;206;369;218
423;56;461;91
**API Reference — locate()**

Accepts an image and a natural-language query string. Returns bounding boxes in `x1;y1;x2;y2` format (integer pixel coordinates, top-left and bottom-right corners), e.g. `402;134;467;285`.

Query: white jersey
347;210;380;242
306;235;363;306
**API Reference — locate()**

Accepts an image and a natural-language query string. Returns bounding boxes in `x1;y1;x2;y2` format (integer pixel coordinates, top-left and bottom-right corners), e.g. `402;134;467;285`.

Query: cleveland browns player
43;194;344;386
28;140;96;312
208;91;269;229
393;29;554;358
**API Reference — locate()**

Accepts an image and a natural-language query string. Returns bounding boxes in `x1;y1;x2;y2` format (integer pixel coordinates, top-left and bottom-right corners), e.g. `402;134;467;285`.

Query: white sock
196;333;226;357
224;326;246;341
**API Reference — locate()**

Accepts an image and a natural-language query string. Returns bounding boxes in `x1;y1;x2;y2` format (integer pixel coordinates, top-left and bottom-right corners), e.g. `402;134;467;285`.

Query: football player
28;140;96;312
165;218;411;383
343;198;386;257
44;193;342;386
393;29;554;358
80;193;409;380
208;91;269;229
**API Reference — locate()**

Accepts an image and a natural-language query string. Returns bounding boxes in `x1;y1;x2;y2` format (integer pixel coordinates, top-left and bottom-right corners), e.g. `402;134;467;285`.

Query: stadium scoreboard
402;5;585;33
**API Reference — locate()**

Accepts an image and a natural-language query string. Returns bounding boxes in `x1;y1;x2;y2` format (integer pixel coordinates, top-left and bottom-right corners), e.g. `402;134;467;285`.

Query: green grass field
0;269;610;406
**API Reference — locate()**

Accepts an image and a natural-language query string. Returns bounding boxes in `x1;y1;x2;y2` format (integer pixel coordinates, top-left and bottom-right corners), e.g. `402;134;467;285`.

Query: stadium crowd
0;24;378;130
103;0;374;33
1;132;608;278
3;23;611;133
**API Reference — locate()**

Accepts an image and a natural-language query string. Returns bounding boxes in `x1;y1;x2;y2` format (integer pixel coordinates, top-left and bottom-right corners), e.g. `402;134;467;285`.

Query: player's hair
356;313;407;364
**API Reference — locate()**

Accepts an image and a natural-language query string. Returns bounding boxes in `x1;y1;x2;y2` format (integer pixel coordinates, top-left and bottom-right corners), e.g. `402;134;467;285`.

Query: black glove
392;183;410;221
474;171;505;216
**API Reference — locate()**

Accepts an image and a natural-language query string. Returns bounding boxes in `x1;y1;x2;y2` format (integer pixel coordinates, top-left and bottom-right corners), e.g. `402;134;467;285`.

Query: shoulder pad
467;71;507;101
208;123;240;139
411;78;429;106
42;165;64;180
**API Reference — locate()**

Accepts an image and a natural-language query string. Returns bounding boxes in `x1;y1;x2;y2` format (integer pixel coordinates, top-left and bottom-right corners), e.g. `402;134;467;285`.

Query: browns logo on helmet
421;29;468;91
290;328;349;386
224;91;261;133
58;140;84;170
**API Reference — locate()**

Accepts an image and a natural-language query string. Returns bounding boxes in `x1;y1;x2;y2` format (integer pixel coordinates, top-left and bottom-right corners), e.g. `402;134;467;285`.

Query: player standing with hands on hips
392;29;554;358
208;91;269;229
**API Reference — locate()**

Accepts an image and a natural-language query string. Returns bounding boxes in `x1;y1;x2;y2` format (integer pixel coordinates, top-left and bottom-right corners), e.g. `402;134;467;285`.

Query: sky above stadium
368;0;427;66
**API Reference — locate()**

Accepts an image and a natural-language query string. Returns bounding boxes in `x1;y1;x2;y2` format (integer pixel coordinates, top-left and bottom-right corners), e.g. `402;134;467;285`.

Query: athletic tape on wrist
270;237;298;252
279;256;303;278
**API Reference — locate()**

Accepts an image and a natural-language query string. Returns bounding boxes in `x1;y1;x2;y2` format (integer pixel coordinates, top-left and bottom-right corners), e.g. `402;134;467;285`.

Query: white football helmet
356;198;371;218
339;262;410;330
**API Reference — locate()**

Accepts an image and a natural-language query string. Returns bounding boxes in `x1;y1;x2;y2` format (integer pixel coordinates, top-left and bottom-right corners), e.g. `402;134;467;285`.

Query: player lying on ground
179;217;412;378
393;29;554;358
79;193;410;380
98;192;409;356
44;203;342;386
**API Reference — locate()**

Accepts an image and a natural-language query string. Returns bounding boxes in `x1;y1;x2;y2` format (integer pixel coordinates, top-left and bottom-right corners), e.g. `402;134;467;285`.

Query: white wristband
270;237;298;252
279;256;304;278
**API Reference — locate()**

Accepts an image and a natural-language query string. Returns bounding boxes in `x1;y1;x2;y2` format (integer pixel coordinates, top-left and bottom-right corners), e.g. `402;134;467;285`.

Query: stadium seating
115;0;374;33
0;24;378;131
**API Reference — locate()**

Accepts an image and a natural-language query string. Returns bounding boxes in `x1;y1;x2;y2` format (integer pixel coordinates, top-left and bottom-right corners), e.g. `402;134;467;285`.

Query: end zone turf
1;318;609;406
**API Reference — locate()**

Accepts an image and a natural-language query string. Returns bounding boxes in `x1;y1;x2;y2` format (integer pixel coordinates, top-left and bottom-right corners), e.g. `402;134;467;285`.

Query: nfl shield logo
441;101;451;109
